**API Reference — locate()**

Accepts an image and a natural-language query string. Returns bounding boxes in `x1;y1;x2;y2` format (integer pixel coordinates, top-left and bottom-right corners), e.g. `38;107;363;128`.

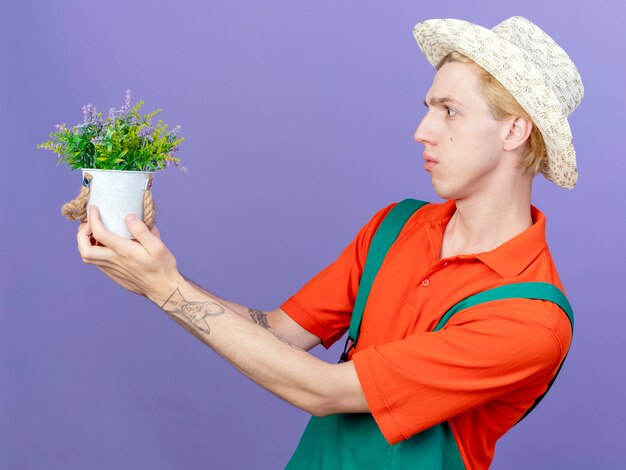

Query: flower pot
82;168;154;239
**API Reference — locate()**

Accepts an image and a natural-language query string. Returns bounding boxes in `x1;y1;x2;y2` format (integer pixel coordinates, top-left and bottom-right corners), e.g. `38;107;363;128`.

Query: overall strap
432;281;574;425
339;198;431;362
433;282;574;332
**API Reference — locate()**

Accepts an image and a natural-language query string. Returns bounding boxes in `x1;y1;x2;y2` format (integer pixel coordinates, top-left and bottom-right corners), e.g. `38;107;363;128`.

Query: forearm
180;275;293;345
150;279;341;416
181;274;255;322
78;208;364;414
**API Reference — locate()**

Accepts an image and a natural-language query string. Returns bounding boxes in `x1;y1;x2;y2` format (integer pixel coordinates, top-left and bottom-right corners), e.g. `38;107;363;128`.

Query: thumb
125;213;161;254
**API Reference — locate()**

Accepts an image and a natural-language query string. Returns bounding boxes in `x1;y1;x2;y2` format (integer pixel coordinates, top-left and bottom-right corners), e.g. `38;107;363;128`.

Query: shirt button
421;278;430;287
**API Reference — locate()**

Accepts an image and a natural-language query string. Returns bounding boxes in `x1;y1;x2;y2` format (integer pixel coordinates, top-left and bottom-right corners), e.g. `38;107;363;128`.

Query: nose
414;110;436;146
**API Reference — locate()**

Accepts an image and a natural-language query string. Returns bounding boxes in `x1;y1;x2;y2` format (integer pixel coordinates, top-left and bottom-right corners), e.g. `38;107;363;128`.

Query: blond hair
436;51;547;177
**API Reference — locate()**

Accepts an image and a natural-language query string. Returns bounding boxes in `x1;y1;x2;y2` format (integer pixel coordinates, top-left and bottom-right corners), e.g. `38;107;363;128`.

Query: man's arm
182;276;322;351
76;209;366;416
154;280;367;416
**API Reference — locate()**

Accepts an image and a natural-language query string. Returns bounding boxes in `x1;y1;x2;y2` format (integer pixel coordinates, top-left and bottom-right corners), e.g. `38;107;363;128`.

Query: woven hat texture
413;16;584;189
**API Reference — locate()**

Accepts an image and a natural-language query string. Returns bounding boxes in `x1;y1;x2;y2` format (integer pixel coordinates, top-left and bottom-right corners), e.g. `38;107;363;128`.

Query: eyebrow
423;96;464;108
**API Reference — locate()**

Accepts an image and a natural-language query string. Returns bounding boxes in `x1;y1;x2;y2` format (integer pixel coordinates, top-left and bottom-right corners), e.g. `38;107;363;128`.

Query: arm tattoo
161;288;225;334
249;309;270;329
249;308;297;348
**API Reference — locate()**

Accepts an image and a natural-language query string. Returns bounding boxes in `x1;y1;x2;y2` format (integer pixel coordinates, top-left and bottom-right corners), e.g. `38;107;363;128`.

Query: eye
446;106;457;117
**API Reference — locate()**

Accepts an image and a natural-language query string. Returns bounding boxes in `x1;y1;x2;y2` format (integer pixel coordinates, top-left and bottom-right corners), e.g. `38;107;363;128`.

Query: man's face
414;61;507;200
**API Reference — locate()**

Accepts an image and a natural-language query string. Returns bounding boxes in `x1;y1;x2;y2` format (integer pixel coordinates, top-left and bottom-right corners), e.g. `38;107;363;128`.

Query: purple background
1;0;624;468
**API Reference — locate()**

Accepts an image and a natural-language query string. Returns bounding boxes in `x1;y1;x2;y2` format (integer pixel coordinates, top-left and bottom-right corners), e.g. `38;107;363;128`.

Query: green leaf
85;142;95;157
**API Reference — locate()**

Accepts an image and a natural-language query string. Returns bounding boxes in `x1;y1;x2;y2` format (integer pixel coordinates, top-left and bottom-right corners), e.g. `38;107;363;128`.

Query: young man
76;16;583;469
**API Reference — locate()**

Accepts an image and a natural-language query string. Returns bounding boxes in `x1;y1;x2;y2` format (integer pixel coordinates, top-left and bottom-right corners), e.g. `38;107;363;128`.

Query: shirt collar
424;199;548;278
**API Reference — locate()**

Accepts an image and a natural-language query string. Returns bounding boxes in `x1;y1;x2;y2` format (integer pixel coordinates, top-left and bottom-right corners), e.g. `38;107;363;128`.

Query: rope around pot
61;172;156;229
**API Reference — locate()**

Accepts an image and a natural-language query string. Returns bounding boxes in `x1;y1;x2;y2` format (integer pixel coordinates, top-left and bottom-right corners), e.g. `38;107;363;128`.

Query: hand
77;205;185;306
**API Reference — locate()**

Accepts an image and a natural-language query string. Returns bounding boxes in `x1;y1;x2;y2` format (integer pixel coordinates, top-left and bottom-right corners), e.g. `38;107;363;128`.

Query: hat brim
413;18;578;189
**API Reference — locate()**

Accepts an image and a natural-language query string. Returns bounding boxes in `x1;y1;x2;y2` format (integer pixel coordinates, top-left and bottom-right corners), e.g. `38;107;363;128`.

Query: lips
424;161;437;171
423;152;438;171
423;152;439;164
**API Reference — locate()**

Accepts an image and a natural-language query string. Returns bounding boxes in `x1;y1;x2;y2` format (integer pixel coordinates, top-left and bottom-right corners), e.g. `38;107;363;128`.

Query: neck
441;176;534;258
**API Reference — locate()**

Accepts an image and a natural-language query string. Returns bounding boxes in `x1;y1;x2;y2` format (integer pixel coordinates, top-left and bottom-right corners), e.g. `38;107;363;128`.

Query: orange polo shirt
280;198;572;470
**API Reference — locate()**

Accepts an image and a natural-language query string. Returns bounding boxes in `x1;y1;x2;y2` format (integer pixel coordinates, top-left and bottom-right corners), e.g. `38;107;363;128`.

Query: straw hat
413;16;584;189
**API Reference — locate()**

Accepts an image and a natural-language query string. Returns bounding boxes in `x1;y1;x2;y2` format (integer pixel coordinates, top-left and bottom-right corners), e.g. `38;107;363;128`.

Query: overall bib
286;199;574;470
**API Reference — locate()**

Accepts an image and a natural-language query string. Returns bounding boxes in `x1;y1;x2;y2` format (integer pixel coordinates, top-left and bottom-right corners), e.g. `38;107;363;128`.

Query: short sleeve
280;202;399;349
352;298;571;444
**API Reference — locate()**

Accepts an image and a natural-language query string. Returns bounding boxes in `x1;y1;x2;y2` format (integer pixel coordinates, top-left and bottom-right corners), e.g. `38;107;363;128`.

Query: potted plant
38;89;186;238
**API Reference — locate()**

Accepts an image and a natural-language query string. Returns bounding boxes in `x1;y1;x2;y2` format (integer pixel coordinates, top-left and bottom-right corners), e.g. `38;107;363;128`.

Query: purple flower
170;125;181;135
55;123;67;132
164;159;188;172
82;103;96;124
80;102;105;128
120;89;132;115
138;125;154;141
91;136;103;145
106;90;133;121
93;113;104;128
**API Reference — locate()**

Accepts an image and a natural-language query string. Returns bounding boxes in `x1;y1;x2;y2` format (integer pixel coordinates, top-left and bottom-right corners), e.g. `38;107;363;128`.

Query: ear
502;116;533;152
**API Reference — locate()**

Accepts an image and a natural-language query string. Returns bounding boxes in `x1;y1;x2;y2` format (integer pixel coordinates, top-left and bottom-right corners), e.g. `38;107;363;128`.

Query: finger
78;220;91;237
78;220;91;235
77;235;116;262
77;219;116;262
150;224;161;240
77;222;105;248
89;205;132;253
125;213;165;257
